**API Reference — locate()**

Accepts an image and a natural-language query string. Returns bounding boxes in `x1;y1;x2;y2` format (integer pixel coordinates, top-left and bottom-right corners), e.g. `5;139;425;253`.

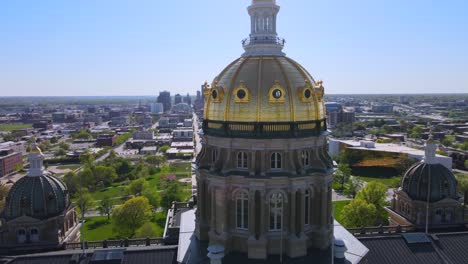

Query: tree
112;197;152;238
93;166;118;187
58;142;70;151
456;174;468;207
50;137;58;144
54;148;67;157
335;163;352;191
409;126;423;139
341;199;378;228
142;185;161;208
63;172;79;195
158;145;170;154
79;150;95;167
126;178;148;196
135;222;158;238
441;136;455;147
97;196;114;220
161;181;186;210
77;188;94;217
145;154;166;168
465;160;468;170
345;178;361;198
356;182;388;223
0;183;11;211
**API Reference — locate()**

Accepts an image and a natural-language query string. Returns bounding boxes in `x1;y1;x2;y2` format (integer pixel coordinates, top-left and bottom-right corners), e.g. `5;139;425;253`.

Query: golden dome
204;56;326;123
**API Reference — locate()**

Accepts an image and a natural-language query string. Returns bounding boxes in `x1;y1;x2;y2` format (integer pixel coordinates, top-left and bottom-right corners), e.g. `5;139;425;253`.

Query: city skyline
1;0;467;96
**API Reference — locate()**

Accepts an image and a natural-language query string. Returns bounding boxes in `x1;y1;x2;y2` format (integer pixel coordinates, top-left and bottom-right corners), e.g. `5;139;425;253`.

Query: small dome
4;174;69;220
204;56;326;123
401;162;458;202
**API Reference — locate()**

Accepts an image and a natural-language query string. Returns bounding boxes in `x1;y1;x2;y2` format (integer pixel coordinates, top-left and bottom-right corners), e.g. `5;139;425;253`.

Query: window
304;190;311;225
237;152;248;169
269;193;284;231
17;229;26;244
211;149;218;163
271;152;282;169
30;228;39;242
236;191;249;230
302;150;310;167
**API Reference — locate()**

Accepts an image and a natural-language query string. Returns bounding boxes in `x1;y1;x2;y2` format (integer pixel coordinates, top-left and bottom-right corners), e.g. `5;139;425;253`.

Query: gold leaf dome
204;56;326;123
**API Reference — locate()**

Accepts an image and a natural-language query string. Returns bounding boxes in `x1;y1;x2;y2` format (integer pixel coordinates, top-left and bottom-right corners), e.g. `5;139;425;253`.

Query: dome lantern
27;142;45;177
242;0;285;56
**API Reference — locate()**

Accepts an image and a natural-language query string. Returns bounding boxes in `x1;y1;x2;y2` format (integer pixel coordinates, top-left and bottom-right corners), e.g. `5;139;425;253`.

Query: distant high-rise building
157;91;171;112
183;93;192;105
150;102;164;114
174;94;182;105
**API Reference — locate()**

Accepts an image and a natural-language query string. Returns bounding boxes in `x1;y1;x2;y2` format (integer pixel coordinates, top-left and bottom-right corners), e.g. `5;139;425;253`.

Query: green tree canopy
77;188;94;217
334;163;352;191
97;196;114;220
126;178;149;196
341;199;378;228
356;181;388;223
112;196;152;238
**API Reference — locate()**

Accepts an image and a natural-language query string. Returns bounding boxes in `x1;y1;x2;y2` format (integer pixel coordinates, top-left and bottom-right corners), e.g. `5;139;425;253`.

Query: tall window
304;190;311;225
211;149;218;163
237;152;248;169
302;150;310;167
269;193;284;231
17;229;26;244
271;152;282;169
30;228;39;242
236;191;249;230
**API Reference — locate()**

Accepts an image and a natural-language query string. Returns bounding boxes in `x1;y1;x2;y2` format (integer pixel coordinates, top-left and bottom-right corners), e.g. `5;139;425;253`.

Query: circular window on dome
304;89;312;99
237;89;246;99
234;82;250;103
269;81;286;103
211;90;218;99
272;89;282;99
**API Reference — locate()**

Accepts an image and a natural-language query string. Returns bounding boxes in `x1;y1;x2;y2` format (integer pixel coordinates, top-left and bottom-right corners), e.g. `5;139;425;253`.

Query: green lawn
333;200;351;223
82;212;167;241
0;124;32;131
83;216;115;241
356;176;401;188
56;164;81;170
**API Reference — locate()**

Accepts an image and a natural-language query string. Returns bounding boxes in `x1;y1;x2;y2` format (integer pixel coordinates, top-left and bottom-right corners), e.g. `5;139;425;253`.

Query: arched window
271;152;282;169
17;229;26;244
304;190;311;225
211;149;218;163
236;191;249;230
237;152;248;169
269;192;284;231
302;150;310;167
30;228;39;242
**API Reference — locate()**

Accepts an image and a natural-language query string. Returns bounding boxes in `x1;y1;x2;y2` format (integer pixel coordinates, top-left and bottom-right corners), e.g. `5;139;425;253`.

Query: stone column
249;190;256;237
249;151;256;176
290;191;296;236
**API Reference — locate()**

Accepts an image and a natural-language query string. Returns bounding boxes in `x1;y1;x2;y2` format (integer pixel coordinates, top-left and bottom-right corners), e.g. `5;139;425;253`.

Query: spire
242;0;285;57
27;141;45;177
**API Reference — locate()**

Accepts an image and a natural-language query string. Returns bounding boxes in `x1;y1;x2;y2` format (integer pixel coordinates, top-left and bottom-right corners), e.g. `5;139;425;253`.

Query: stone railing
347;225;414;236
65;237;164;250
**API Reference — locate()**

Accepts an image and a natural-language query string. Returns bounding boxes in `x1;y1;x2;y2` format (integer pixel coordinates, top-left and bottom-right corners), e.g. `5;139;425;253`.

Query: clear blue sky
1;0;467;96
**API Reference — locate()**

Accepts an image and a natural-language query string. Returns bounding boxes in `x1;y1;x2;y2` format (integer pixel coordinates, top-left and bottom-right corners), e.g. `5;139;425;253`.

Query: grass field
0;124;32;131
333;200;351;223
356;176;401;187
83;212;167;241
56;164;81;170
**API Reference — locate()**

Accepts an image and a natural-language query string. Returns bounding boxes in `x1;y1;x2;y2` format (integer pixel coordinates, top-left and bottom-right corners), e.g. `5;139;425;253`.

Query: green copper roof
402;162;458;203
4;174;69;220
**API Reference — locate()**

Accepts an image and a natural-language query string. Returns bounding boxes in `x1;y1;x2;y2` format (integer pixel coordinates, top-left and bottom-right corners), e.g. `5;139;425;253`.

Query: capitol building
195;0;340;261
